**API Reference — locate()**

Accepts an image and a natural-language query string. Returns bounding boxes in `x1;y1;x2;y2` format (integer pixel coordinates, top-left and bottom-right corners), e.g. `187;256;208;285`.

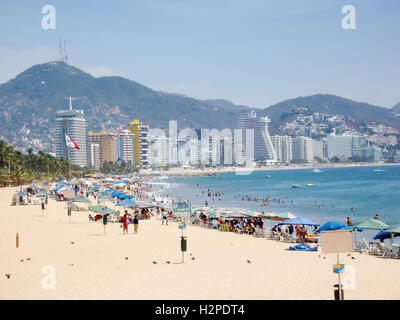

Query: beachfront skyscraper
236;111;277;161
116;129;135;164
88;131;117;166
127;120;149;168
271;135;293;163
326;134;363;159
55;100;87;167
292;136;314;163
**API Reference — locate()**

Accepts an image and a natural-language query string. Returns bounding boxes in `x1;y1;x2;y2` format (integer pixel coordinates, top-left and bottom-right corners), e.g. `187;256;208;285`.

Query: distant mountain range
0;61;398;150
392;102;400;112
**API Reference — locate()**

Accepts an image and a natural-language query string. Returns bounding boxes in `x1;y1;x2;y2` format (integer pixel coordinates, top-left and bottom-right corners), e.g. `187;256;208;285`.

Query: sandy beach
1;186;399;300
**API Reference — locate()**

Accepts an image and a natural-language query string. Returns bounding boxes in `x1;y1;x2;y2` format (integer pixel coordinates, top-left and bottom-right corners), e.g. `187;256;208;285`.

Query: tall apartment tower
271;135;292;163
292;136;314;163
236;111;277;161
88;131;117;166
127;120;149;167
55;100;87;167
116;129;135;164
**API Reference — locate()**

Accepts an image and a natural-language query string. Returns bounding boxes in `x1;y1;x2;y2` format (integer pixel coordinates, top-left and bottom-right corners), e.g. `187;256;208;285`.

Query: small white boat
313;169;323;173
292;184;300;188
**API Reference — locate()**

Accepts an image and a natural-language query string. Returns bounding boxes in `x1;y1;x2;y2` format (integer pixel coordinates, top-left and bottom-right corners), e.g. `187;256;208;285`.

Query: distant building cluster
53;103;388;168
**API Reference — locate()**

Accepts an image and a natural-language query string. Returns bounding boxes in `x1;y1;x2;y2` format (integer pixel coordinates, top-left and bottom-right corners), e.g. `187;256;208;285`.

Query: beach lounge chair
380;243;393;259
361;238;373;254
254;227;265;237
392;244;400;259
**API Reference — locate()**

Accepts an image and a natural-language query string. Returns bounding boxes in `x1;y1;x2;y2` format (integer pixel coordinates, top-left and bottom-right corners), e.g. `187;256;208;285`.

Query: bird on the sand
26;258;31;261
351;257;356;260
191;257;195;260
153;261;157;264
166;261;170;264
247;259;251;264
125;257;129;260
70;242;75;245
5;273;14;279
20;259;24;262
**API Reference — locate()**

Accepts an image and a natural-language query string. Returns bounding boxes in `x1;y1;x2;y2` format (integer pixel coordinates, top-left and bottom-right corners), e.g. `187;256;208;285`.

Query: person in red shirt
121;214;129;235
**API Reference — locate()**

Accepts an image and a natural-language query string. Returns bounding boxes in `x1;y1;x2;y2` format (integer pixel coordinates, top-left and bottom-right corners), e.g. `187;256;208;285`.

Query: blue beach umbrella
374;231;400;240
316;221;344;233
277;216;320;226
16;191;27;196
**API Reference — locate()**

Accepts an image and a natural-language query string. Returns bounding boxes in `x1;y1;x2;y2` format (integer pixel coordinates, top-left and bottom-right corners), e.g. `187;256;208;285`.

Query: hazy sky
0;0;399;108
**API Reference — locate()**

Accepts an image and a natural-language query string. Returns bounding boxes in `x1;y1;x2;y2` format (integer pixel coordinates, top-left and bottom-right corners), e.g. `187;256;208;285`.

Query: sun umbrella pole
337;251;342;300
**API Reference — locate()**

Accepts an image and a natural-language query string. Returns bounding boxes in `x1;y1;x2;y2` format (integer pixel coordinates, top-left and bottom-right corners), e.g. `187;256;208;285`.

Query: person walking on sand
162;211;168;226
133;214;139;234
121;214;130;235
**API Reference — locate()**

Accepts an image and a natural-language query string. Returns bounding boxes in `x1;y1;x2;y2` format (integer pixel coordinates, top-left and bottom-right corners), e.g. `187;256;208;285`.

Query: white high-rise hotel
236;111;277;161
55;99;87;167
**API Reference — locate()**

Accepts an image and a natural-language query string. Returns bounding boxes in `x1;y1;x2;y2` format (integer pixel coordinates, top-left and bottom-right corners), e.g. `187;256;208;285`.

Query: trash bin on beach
334;284;344;300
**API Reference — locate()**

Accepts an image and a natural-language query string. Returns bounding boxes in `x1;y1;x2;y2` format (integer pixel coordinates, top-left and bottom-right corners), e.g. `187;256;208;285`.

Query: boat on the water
265;175;271;178
313;169;322;173
292;184;300;188
306;184;314;186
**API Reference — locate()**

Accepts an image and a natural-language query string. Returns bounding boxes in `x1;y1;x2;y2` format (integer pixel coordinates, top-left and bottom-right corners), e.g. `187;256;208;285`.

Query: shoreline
141;162;400;176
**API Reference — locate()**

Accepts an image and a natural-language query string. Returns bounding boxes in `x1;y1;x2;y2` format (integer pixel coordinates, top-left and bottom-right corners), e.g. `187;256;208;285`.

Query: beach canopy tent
97;191;113;202
69;177;81;185
374;231;400;240
277;216;320;226
135;200;155;208
16;191;27;196
73;195;92;203
89;205;115;215
351;218;389;230
116;198;139;208
384;224;400;234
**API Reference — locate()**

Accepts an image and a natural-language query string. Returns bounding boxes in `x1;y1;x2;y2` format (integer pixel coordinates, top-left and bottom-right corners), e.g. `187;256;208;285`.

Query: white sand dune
0;186;399;300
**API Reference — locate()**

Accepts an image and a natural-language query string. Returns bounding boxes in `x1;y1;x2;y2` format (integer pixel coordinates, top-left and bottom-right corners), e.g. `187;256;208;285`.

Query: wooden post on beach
16;233;19;248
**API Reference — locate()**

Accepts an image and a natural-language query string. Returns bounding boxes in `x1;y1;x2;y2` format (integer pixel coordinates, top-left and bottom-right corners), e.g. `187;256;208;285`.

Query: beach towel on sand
288;243;318;251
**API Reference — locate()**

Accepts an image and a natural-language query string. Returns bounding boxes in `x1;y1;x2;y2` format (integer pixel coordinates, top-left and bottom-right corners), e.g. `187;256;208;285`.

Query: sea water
155;165;400;229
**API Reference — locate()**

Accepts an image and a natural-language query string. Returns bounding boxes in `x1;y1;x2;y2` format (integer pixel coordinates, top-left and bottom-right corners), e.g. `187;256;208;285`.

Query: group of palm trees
0;140;83;187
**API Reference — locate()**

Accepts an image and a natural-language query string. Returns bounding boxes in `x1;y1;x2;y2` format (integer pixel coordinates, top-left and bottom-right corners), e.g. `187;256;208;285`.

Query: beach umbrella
16;191;27;196
373;231;400;240
222;212;250;219
384;224;400;234
351;219;389;230
316;221;345;233
243;211;261;218
277;216;320;226
264;212;296;221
